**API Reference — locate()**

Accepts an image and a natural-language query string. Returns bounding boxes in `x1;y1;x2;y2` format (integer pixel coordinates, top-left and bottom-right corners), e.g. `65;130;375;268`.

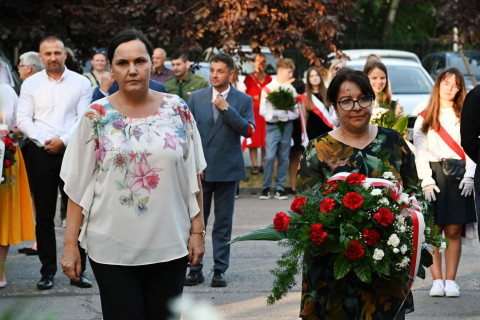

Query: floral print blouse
60;94;206;265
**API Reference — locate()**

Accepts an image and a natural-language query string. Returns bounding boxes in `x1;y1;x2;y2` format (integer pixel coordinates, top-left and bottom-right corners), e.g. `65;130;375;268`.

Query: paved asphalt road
1;190;480;319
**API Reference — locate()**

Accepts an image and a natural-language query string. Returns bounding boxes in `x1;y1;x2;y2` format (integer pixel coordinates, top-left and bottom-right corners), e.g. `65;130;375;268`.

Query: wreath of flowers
230;170;446;305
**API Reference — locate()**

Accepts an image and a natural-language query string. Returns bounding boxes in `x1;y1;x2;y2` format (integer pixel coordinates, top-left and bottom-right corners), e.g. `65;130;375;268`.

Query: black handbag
441;158;466;181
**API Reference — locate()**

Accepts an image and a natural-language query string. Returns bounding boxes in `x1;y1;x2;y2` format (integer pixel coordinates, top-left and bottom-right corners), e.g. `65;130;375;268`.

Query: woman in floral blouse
296;68;418;319
60;29;206;320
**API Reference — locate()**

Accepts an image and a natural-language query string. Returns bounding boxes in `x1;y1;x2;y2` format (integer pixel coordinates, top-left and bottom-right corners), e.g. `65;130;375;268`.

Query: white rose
382;171;394;179
439;242;447;253
387;234;400;247
399;225;406;233
379;198;389;205
401;244;408;254
371;189;382;196
393;248;400;253
373;248;385;261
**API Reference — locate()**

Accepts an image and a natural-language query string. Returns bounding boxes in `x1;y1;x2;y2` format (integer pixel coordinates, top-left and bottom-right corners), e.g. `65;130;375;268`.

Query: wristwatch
190;230;206;237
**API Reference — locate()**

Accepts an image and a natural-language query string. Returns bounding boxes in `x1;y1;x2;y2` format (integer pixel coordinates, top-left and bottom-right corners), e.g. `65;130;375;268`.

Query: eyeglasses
95;49;106;54
441;80;460;91
17;64;26;70
337;95;373;111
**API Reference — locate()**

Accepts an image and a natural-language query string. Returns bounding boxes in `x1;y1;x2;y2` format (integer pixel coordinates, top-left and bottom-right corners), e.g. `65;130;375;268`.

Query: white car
330;49;422;65
347;58;434;117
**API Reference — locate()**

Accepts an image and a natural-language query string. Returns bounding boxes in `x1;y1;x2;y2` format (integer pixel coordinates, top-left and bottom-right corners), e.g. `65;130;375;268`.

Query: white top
413;107;476;187
16;68;92;147
0;83;18;129
60;94;206;265
259;80;299;122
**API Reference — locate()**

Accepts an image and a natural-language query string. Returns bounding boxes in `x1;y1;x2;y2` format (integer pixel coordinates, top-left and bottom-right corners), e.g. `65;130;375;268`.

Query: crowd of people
0;27;479;320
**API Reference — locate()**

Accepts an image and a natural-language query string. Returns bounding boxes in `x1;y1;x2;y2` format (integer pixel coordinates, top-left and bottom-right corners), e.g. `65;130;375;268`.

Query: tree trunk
382;0;401;45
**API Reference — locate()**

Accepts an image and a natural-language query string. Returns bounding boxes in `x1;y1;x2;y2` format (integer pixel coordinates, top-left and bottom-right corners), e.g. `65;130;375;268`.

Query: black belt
266;121;289;125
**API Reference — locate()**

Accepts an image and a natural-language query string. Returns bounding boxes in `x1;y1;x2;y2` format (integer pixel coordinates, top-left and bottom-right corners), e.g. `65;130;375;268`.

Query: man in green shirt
164;52;209;103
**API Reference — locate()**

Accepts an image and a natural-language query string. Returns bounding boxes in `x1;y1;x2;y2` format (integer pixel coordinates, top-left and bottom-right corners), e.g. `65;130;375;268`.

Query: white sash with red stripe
310;94;335;129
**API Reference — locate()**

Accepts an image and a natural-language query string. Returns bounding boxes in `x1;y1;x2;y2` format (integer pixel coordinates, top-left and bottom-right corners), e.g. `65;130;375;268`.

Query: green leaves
334;254;352;280
228;224;287;244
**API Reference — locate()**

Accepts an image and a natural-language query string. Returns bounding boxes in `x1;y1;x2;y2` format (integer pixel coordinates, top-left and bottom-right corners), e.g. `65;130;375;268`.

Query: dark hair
107;29;153;63
170;51;189;62
211;53;235;71
363;59;392;105
39;35;64;48
327;68;375;109
420;67;466;133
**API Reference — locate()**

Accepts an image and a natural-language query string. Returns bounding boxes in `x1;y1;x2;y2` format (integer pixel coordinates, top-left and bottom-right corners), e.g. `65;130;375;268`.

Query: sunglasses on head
95;49;106;54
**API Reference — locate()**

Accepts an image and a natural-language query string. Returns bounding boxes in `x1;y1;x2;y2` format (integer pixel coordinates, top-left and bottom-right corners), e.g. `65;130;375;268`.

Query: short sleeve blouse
60;94;206;265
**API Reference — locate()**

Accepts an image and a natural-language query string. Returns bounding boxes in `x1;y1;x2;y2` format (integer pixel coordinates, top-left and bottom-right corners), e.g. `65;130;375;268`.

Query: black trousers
89;257;187;320
26;143;86;276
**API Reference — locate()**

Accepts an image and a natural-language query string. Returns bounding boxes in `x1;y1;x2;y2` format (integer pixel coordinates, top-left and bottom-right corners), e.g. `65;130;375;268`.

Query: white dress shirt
16;67;92;147
0;83;18;129
259;79;299;123
413;107;476;187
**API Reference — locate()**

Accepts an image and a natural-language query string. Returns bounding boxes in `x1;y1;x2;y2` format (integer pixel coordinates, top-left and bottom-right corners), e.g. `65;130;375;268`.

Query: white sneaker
429;279;445;297
445;280;460;297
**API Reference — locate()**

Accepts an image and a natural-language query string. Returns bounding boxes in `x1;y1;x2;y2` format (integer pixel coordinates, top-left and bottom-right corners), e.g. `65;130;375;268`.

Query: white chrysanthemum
371;189;382;196
169;294;223;320
382;171;394;179
387;234;400;247
400;244;408;254
373;248;385;261
439;242;447;253
379;197;389;205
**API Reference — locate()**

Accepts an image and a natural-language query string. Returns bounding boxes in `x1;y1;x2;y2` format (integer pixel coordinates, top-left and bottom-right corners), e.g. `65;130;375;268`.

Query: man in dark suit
186;53;254;287
460;84;480;238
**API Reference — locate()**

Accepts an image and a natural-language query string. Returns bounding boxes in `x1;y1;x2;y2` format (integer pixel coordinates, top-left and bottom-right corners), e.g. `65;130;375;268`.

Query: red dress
244;73;272;148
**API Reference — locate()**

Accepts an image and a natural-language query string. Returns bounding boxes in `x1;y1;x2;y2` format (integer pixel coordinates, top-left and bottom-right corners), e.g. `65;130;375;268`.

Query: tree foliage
0;0;355;66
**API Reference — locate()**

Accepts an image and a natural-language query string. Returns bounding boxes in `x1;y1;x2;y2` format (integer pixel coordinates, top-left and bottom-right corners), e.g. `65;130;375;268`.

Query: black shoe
24;248;38;255
274;190;289;200
37;275;54;290
17;247;29;254
184;270;204;286
259;188;271;200
70;272;92;288
211;270;227;287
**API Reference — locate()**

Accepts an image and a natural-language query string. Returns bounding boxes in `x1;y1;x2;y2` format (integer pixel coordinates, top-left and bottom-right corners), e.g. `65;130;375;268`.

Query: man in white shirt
259;58;299;200
16;36;92;290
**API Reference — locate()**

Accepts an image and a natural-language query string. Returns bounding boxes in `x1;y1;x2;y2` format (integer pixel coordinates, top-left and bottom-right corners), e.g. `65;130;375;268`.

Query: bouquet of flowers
266;83;297;111
0;126;17;185
370;92;409;134
230;170;445;305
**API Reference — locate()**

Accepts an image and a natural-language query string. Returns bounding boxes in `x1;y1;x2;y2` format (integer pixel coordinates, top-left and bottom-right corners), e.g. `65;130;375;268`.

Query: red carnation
374;207;394;226
91;104;106;116
273;212;290;231
4;159;11;167
10;145;17;154
290;196;307;214
343;192;364;210
320;198;335;215
362;228;380;246
344;240;364;260
310;223;328;245
3;136;13;148
347;172;366;185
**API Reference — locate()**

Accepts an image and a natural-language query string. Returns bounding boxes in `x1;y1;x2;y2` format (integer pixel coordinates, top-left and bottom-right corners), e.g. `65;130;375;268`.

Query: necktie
178;81;183;99
212;93;223;122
